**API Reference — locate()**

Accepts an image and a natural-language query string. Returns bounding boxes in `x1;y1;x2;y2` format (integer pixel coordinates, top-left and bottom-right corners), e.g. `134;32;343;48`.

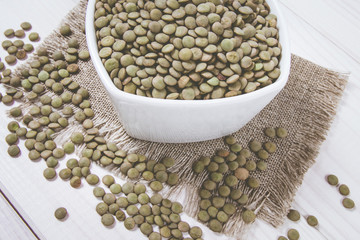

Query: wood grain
0;0;359;239
0;192;37;240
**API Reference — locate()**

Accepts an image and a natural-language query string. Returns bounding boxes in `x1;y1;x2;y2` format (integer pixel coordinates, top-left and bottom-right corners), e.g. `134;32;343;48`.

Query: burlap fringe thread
6;0;348;239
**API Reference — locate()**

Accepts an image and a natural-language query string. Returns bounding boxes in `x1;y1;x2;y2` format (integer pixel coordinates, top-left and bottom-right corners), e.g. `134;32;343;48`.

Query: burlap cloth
12;0;348;239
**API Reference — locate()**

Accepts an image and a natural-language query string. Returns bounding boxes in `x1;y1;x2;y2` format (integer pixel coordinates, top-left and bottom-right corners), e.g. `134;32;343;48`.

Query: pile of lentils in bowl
94;0;281;100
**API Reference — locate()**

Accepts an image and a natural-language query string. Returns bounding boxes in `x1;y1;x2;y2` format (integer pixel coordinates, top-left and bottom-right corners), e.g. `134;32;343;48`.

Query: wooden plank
279;0;360;62
0;0;359;240
0;191;38;240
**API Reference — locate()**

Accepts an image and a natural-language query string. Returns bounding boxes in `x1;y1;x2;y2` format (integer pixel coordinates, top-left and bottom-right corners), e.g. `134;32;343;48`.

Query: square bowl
86;0;291;143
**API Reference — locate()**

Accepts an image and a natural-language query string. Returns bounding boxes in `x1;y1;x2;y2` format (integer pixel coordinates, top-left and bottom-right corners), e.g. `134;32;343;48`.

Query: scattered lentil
287;229;300;240
342;198;355;209
327;174;338;186
287;209;300;222
339;184;350;196
306;215;318;227
54;207;67;220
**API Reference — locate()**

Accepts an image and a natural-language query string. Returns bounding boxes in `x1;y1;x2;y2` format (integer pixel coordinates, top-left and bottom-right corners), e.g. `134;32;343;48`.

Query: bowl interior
85;0;291;107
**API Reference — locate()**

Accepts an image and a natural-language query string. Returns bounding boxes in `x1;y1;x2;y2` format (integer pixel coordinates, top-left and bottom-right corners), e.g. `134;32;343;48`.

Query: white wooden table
0;0;359;239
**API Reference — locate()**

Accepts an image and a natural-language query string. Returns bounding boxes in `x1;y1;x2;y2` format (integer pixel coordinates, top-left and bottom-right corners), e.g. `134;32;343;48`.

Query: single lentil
306;215;318;227
287;229;300;240
54;207;67;220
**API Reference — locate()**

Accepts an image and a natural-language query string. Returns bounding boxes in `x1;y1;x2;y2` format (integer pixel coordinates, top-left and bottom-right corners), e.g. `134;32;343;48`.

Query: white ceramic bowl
86;0;291;143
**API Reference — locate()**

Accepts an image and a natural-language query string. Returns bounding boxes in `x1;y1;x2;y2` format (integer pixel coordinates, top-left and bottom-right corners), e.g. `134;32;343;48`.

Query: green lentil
306;215;318;227
70;176;81;188
133;214;145;225
208;219;222;232
245;160;257;172
138;193;150;205
148;232;161;240
20;22;32;31
58;168;71;180
46;157;58;168
108;203;119;215
225;175;238;187
230;143;242;153
150;193;163;205
60;25;72;36
5;55;17;65
178;221;190;232
115;210;126;221
101;213;115;226
342;198;355;209
257;160;267;171
116;197;129;208
249;140;262;152
126;205;139;216
121;182;134;195
327;174;339;186
5;134;18;145
103;193;116;205
139;205;152;217
202;180;216;191
225;136;237;145
110;183;122;194
257;149;269;160
16;128;27;137
4;29;14;37
189;226;202;238
29;32;39;41
276;127;288;138
339;184;350;196
198;210;210;222
207;206;218;219
2;40;13;49
264;127;276;138
45;141;57;151
102;175;115;187
81;167;90;177
53;148;65;159
86;174;99;185
8;121;19;132
287;209;300;222
78;50;90;61
14;29;25;38
63;142;75;154
287;229;300;240
23;43;34;52
96;202;109;216
237;194;248;205
264;141;277;153
242;209;256;224
124;217;136;230
150;181;163;192
8;145;20;157
217;211;229;223
71;132;84;144
13;40;24;48
2;95;13;105
54;207;67;220
43;168;56;180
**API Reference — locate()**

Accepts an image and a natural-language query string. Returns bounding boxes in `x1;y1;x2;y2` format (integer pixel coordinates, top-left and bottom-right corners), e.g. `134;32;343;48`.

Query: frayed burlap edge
256;69;349;227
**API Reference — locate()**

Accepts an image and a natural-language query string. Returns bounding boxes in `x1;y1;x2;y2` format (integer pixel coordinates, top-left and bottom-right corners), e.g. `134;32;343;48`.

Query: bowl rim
85;0;291;106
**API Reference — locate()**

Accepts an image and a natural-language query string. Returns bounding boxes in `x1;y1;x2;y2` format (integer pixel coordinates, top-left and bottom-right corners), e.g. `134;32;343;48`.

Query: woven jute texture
11;0;348;239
